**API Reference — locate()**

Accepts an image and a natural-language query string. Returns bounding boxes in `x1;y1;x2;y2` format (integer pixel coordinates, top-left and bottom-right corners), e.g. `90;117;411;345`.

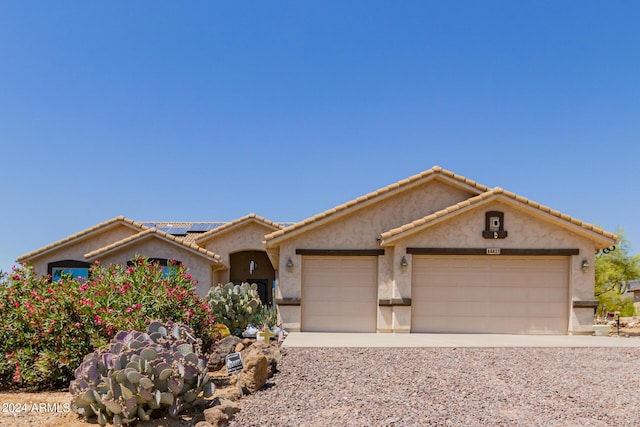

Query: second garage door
412;256;569;334
301;256;378;332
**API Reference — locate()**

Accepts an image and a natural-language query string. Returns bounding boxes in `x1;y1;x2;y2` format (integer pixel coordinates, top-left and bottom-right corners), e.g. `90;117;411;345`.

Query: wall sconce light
581;259;590;272
400;256;408;270
286;257;294;271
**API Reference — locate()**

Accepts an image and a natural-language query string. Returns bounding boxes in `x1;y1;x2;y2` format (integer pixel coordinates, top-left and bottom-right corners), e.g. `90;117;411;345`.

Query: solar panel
156;226;189;236
188;223;223;232
142;223;157;228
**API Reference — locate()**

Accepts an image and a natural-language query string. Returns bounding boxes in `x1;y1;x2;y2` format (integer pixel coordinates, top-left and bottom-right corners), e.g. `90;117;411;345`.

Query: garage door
302;256;378;332
412;256;569;334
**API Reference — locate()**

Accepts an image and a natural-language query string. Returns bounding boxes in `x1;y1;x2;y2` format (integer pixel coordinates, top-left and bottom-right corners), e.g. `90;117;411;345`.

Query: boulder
208;335;242;370
195;422;215;427
232;346;268;394
214;397;241;417
243;342;283;378
203;407;229;427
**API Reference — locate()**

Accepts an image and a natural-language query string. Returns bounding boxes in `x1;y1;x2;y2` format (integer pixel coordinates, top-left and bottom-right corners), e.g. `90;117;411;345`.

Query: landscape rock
214;397;241;417
204;407;229;427
233;346;268;394
195;422;215;427
243;342;283;378
208;335;242;370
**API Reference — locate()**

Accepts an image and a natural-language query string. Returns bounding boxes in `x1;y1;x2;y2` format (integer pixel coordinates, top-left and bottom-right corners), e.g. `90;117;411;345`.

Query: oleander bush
0;257;220;391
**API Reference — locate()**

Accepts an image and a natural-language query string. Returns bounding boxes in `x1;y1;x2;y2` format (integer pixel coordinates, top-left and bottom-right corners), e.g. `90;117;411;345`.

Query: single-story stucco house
17;166;617;335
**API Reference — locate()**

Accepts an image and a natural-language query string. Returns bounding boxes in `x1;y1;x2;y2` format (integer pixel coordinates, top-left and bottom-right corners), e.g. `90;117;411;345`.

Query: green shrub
70;320;214;426
596;290;635;318
0;257;220;391
207;282;262;336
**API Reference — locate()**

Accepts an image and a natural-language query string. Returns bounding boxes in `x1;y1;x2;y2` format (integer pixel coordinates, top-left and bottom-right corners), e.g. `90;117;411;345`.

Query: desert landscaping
2;319;640;427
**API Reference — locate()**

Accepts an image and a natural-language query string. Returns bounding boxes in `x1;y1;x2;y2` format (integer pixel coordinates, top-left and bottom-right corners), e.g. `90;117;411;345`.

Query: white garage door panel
302;256;377;332
412;256;569;334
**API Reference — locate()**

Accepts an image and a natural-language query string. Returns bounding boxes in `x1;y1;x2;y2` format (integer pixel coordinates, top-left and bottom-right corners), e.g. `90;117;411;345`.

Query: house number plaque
486;248;501;255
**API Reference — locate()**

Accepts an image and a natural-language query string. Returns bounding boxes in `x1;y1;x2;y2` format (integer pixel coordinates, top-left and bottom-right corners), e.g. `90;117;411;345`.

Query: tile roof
194;213;284;244
139;222;227;244
264;165;489;244
83;228;223;264
377;187;618;247
17;216;148;263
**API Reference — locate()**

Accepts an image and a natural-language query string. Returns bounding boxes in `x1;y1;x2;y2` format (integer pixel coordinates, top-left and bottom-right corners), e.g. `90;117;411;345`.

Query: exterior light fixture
286;257;294;271
581;259;590;272
400;256;408;270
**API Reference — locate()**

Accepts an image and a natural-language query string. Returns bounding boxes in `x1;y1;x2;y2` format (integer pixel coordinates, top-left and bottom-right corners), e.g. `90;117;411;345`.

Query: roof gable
17;216;147;263
84;228;224;265
264;166;489;246
378;188;617;248
194;213;282;244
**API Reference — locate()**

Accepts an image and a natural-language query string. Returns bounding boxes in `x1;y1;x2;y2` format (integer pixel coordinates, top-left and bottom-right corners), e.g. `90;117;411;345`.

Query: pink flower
13;302;19;308
126;307;133;313
13;364;20;382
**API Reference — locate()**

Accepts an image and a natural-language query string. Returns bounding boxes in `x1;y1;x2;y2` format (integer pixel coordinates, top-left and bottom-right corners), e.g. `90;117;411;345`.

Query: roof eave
194;214;281;244
265;167;489;247
84;230;226;268
16;217;148;263
378;191;618;248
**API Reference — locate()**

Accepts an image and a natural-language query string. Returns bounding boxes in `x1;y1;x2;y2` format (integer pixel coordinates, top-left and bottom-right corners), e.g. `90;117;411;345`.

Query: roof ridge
194;213;284;243
265;166;489;243
17;216;147;263
84;228;222;261
378;188;617;245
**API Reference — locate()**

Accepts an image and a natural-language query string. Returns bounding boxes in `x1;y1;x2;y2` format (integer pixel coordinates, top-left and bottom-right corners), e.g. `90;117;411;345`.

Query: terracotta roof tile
17;216;148;263
193;213;283;244
84;228;222;263
265;166;489;244
378;188;618;246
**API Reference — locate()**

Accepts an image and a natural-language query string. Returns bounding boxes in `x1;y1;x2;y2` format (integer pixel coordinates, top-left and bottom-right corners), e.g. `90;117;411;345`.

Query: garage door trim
407;247;579;256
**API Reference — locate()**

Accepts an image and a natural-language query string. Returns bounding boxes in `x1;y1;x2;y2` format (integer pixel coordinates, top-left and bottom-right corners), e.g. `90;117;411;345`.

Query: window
126;258;181;278
48;260;90;282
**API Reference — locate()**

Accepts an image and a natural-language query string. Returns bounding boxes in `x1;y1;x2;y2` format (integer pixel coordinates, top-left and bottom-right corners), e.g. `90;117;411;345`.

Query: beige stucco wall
276;193;603;334
95;238;217;297
201;222;278;285
26;225;141;276
275;179;477;332
390;200;599;333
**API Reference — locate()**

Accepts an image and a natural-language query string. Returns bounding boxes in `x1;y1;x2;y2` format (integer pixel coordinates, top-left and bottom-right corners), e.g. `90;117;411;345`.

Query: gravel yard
230;347;640;427
3;346;640;426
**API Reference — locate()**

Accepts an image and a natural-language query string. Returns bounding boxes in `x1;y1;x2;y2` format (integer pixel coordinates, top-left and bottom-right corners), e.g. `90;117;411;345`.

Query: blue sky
1;1;638;273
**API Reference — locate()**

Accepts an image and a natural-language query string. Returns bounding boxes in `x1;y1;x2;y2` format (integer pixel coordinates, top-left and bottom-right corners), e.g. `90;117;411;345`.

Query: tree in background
594;230;640;317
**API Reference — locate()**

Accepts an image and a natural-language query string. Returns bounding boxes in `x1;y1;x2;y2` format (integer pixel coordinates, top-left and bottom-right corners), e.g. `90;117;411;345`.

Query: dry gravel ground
2;345;640;426
230;347;640;427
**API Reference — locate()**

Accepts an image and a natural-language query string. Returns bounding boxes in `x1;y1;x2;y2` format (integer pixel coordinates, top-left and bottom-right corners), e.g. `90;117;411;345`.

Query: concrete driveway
283;332;640;348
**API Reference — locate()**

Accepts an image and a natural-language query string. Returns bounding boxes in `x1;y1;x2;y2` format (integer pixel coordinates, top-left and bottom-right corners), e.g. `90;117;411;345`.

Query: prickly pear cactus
69;320;214;426
207;282;262;336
